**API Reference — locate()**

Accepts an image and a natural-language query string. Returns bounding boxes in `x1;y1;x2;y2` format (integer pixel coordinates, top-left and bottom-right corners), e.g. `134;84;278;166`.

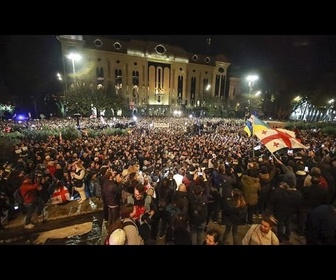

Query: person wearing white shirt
173;168;185;191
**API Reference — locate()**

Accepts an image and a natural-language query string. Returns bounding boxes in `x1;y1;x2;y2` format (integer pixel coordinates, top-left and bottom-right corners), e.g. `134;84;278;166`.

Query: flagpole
270;151;278;160
250;115;255;158
252;136;255;158
270;151;282;164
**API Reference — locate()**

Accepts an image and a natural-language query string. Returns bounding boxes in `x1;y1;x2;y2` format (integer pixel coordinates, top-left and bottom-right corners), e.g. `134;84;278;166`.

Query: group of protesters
0;116;336;244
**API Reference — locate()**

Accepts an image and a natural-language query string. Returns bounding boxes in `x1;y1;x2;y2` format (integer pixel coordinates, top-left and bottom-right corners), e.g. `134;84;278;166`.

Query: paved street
0;197;305;245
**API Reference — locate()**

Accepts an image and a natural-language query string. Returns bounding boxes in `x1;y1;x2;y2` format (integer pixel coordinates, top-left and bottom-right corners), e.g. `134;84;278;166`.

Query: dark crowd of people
1;116;336;245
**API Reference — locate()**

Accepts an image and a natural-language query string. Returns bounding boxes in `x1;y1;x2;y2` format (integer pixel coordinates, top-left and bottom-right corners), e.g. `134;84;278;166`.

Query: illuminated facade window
57;35;232;115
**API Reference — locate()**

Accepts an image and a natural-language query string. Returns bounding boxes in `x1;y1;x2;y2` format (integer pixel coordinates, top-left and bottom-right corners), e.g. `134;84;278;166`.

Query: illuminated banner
153;123;170;129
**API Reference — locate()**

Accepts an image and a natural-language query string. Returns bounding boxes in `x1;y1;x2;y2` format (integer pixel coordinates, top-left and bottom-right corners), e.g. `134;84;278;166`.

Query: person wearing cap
295;165;308;191
242;213;279;245
292;165;308;237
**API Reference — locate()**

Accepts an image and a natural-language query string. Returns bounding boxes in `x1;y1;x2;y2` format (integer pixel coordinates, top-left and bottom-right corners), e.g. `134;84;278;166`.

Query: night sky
1;35;335;103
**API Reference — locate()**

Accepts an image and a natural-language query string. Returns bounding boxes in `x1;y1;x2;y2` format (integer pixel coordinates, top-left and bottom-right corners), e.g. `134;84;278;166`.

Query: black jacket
305;204;336;245
221;198;247;226
102;179;122;207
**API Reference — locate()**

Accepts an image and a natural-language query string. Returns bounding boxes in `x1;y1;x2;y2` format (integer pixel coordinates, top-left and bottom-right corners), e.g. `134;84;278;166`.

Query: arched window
132;71;139;86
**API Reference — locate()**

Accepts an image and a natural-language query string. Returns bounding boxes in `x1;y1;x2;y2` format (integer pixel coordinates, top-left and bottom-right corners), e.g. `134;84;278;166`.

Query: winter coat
268;186;302;220
221;198;247;226
300;184;329;213
305;204;336;245
174;191;190;221
221;173;237;198
258;165;276;194
20;179;40;204
241;175;261;206
189;193;207;226
102;179;122;207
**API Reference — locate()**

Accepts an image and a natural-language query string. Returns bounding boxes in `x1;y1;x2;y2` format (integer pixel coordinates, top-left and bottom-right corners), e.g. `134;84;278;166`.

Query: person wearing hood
257;164;276;217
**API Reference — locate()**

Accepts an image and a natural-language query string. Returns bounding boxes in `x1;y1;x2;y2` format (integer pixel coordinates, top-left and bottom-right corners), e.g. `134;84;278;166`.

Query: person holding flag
244;116;254;137
245;115;308;156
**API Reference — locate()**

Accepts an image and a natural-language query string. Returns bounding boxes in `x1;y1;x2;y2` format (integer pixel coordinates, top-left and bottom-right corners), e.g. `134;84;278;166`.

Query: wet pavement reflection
1;212;103;245
43;214;103;245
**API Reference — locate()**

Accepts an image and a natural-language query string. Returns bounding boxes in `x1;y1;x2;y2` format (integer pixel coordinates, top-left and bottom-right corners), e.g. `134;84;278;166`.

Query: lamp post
57;72;66;94
328;99;335;122
56;73;66;117
74;113;81;129
66;53;81;86
66;53;81;127
74;102;81;129
246;75;259;116
204;84;211;107
246;75;258;158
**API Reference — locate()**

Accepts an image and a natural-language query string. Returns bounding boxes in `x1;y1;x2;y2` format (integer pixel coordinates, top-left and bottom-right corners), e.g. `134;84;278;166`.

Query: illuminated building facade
57;35;231;116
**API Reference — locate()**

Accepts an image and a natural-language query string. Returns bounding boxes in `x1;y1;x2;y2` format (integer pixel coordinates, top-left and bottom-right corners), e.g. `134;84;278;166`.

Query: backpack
189;195;207;226
166;202;182;224
105;220;136;245
158;188;169;210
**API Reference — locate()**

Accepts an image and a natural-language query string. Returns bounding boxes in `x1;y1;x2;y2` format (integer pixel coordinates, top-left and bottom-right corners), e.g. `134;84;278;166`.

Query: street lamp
204;84;211;107
66;52;81;86
56;73;62;81
246;75;259;115
328;99;335;122
65;53;81;126
74;102;81;129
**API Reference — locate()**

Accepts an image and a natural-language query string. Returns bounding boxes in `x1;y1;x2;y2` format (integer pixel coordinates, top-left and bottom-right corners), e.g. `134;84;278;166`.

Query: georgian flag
254;127;308;153
51;186;71;204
